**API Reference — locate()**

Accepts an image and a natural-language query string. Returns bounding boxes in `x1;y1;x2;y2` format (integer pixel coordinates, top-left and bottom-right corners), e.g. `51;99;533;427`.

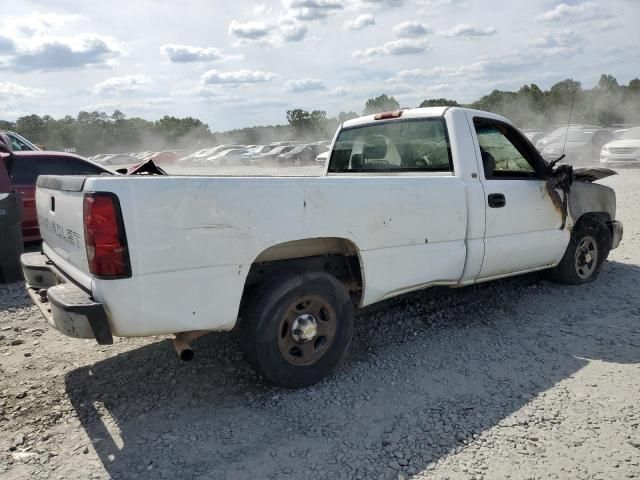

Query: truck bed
35;172;469;336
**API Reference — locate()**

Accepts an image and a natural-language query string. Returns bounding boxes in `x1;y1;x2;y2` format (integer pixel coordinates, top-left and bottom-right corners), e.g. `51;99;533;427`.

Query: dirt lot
1;170;639;480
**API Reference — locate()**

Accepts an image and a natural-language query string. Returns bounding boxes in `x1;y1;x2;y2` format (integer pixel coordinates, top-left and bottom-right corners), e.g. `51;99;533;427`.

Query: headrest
363;135;387;160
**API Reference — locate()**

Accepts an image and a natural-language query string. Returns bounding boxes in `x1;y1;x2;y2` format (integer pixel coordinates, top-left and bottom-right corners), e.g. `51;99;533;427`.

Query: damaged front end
543;158;622;249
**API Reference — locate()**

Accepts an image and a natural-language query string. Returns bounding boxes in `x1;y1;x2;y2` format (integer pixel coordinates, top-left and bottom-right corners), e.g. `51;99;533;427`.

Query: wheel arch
242;237;366;309
573;211;612;230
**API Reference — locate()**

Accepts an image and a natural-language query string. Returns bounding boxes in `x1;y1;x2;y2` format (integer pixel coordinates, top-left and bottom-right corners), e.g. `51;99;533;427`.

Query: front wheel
546;221;611;284
240;272;354;388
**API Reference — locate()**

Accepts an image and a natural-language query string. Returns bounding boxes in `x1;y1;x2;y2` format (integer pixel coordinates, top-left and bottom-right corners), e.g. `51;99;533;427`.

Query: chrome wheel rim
575;235;598;280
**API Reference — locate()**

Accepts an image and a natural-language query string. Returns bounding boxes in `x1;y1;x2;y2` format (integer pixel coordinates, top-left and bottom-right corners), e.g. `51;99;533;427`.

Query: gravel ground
1;170;639;480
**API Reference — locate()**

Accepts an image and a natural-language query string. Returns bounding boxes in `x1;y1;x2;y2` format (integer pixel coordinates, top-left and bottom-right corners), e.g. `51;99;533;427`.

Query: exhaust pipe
172;331;209;361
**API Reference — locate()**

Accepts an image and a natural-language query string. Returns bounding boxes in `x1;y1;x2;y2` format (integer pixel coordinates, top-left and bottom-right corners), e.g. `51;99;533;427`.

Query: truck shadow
64;260;640;479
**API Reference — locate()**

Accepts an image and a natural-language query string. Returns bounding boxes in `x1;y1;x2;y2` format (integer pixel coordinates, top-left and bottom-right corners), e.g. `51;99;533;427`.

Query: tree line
1;74;638;155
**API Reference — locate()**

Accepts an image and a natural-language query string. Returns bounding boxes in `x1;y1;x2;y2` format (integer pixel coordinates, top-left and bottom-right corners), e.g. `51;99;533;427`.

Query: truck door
469;115;569;279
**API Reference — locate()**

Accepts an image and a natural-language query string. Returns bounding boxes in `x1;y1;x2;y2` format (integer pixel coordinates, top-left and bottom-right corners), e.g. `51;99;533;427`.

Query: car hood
573;167;617;183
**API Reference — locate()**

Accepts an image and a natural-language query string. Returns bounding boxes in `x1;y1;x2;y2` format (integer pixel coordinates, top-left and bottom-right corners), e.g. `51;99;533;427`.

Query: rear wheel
546;220;611;284
240;272;354;388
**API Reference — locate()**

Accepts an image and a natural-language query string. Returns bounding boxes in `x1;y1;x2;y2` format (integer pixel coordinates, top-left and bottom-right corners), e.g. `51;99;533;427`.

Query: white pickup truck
20;107;623;388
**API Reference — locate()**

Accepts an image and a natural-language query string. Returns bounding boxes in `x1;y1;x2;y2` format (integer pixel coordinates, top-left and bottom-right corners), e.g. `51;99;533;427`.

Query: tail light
83;192;131;278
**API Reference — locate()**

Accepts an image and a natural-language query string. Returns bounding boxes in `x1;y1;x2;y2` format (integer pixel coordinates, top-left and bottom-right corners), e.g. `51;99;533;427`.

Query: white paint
36;107;579;338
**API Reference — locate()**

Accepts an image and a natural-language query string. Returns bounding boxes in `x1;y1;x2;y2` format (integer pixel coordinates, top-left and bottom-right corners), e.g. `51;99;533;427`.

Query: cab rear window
328;118;453;173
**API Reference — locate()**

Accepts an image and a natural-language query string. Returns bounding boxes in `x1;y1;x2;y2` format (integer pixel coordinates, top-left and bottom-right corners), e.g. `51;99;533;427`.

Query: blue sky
0;0;638;131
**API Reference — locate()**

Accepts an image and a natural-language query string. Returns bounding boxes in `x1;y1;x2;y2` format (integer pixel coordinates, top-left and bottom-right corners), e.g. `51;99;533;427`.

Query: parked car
249;145;295;165
0;149;112;242
2;131;40;152
521;129;545;145
141;151;181;165
241;145;276;160
277;144;328;166
600;126;640;167
22;107;623;388
316;150;330;166
538;125;615;165
179;145;247;166
207;148;250;166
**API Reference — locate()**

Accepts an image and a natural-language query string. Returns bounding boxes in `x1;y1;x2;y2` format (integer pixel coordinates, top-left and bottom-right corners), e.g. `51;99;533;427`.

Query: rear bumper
21;252;113;345
608;220;623;250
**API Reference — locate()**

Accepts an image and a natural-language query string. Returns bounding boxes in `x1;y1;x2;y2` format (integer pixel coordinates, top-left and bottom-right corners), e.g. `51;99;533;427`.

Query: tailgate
36;175;93;289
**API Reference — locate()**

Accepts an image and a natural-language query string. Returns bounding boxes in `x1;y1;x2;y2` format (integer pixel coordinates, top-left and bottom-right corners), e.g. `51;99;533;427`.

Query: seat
362;135;388;162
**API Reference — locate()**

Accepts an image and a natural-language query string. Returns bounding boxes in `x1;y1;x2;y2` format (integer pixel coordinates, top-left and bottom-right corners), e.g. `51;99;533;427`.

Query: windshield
547;128;597;143
7;132;38;151
269;146;294;154
220;149;245;156
566;130;595;142
287;145;307;154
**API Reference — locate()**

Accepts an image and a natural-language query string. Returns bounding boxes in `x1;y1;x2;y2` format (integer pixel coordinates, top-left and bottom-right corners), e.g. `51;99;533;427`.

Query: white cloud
0;81;43;100
0;14;120;72
282;0;344;20
0;34;121;72
393;21;432;37
344;14;376;31
354;39;432;59
328;86;351;96
389;66;454;82
252;3;273;15
0;35;14;53
389;35;586;85
285;77;326;92
228;20;274;41
228;18;307;45
7;13;84;36
419;83;451;93
201;69;277;86
440;24;496;37
384;83;414;94
93;75;152;95
279;21;308;41
536;2;610;23
416;0;464;7
356;0;407;8
160;44;240;63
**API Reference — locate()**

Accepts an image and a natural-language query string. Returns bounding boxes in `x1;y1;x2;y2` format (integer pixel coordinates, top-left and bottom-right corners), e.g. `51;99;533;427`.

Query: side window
6;157;37;185
10;136;28;151
329;118;452;173
474;119;538;179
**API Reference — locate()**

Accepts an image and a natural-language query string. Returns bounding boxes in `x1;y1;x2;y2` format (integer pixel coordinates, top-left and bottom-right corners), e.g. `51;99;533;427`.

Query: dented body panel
568;182;616;226
30;107;623;340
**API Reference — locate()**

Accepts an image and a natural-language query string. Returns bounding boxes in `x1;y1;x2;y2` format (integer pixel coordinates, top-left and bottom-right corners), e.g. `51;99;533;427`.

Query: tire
546;220;612;285
240;272;354;388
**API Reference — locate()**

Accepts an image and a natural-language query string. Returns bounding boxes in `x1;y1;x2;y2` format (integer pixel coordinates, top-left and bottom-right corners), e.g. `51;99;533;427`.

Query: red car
0;149;112;242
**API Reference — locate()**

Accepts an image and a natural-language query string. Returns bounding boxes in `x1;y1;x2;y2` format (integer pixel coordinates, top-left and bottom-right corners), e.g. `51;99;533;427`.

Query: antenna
561;88;577;158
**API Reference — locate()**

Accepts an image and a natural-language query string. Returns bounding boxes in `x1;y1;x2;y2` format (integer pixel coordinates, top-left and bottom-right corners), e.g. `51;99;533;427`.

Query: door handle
488;193;506;208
